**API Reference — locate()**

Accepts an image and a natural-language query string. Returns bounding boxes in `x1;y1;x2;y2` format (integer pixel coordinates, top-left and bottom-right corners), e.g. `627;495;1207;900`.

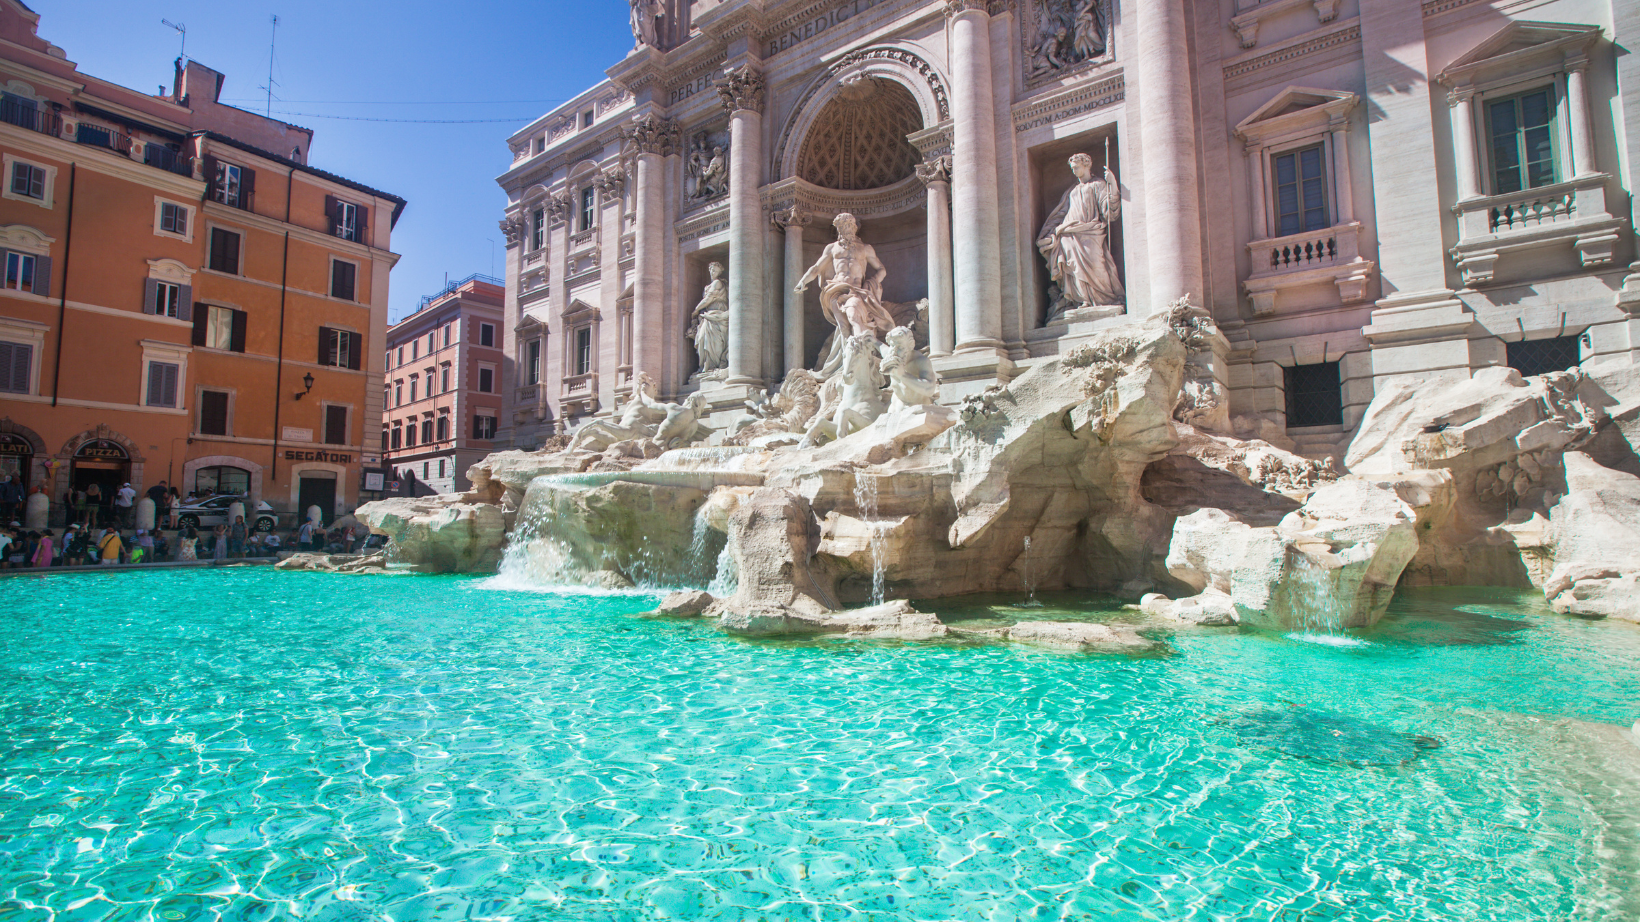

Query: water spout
1014;535;1043;608
852;472;888;606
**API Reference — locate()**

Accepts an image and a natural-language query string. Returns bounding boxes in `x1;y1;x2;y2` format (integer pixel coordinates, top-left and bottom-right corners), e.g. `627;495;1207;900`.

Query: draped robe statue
689;261;729;376
794;212;897;377
1037;153;1124;319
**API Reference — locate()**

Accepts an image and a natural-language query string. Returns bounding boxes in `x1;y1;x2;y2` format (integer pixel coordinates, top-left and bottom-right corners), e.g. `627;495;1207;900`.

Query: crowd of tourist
0;518;374;569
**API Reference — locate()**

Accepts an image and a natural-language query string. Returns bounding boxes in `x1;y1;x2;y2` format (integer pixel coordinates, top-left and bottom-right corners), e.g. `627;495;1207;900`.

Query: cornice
0;122;203;198
1222;19;1360;83
1011;69;1125;133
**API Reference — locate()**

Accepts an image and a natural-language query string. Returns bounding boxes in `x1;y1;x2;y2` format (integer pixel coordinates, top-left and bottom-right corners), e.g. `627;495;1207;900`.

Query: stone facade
495;0;1640;460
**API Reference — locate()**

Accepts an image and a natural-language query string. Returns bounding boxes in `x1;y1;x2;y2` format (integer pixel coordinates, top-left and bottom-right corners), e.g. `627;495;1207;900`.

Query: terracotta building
0;0;404;523
381;275;505;494
496;0;1640;464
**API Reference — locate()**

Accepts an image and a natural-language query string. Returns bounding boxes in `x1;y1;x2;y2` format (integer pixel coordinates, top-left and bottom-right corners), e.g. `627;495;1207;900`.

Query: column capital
1445;84;1477;106
716;65;766;115
623;114;680;155
916;155;953;186
771;204;811;230
498;216;525;248
944;0;991;18
594;166;627;203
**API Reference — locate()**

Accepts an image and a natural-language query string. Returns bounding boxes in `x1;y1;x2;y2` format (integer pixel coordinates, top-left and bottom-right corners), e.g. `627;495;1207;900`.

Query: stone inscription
765;0;887;57
669;73;716;107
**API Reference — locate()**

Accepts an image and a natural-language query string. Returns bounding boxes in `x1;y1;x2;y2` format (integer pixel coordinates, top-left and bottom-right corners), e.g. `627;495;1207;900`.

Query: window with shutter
10;162;44;199
214;162;242;207
440;365;450;393
205;306;235;350
156;282;182;318
474;415;496;440
436;416;449;442
391;425;402;449
229;309;247;353
199;390;230;436
4;251;36;293
0;341;31;394
209;228;240;274
405;424;416;447
324;405;348;445
160;202;187;235
421;419;434;444
330;260;356;301
146;361;179;408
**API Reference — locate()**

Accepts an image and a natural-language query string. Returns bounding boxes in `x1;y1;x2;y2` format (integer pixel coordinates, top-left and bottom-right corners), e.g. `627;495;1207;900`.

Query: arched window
195;465;250;496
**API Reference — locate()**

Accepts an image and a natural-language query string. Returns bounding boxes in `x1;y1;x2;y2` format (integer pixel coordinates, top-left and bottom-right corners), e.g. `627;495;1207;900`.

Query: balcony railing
142;143;194;177
74;121;133;155
0;100;61;137
1450;174;1623;285
1243;222;1374;314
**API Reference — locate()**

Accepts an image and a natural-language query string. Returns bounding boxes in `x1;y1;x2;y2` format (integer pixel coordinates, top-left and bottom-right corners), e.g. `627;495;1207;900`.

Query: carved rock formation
355;496;507;574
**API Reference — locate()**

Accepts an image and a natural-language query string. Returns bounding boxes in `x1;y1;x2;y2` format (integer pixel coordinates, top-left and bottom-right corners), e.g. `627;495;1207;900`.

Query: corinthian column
917;156;955;356
625;115;678;396
717;65;767;387
773;205;811;373
1136;0;1203;309
945;0;1003;351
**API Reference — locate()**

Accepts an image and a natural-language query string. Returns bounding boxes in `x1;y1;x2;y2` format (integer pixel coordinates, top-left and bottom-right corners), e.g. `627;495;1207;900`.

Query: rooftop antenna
161;19;186;64
261;15;280;117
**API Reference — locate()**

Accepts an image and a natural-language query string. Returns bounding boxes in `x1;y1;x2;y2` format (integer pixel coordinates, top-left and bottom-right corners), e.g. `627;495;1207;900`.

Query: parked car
173;495;279;532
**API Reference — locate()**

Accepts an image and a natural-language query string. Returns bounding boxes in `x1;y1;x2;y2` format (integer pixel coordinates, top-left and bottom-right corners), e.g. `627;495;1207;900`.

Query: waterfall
707;531;739;597
1014;535;1043;608
852;473;887;606
1284;548;1367;647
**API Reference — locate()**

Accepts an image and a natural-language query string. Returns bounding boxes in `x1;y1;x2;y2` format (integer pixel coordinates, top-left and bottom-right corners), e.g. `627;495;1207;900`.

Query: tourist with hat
114;483;136;528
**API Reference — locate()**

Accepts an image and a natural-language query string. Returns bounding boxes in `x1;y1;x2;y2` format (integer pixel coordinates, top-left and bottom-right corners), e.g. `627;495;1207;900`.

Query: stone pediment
564;299;600;323
1234;87;1356;144
1437;21;1600;86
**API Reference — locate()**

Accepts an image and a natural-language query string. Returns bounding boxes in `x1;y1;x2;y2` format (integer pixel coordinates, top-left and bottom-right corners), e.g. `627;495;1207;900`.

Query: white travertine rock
356;496;507;574
1541;452;1640;622
718;599;946;640
1004;620;1157;652
1163;479;1418;629
648;589;716;618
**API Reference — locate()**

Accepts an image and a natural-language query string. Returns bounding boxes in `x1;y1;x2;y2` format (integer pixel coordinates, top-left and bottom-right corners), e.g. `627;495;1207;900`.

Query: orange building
0;1;404;524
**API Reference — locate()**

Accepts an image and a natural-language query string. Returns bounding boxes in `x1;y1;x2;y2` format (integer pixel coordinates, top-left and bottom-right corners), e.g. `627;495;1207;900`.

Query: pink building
381;275;505;494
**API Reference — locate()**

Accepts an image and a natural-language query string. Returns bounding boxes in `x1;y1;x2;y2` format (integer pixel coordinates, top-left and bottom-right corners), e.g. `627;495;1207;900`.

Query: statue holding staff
1037;143;1124;319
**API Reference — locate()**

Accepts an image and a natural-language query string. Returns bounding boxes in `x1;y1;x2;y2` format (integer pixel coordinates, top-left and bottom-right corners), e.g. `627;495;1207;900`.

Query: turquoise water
1;571;1638;921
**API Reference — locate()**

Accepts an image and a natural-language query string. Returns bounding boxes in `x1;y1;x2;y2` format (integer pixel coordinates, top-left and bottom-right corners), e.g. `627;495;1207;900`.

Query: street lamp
294;372;315;400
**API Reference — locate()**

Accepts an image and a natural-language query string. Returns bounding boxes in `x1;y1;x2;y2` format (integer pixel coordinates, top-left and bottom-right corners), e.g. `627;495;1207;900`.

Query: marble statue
655;393;710;449
629;0;662;48
1031;0;1106;78
1072;0;1106;60
795;212;898;376
803;333;887;446
1029;26;1070;78
689;261;729;376
1037;152;1124;320
880;326;939;410
684;137;728;202
567;372;669;453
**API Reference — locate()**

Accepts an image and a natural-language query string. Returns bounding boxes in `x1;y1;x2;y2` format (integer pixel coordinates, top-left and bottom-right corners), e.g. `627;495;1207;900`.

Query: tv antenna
260;15;280;117
161;19;186;63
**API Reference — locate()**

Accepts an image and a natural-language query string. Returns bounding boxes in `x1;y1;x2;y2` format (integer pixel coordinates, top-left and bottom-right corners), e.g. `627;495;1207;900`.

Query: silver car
173;495;279;532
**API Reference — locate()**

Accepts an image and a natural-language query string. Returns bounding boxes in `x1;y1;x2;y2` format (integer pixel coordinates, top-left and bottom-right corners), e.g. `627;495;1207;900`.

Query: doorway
297;474;336;525
71;438;131;527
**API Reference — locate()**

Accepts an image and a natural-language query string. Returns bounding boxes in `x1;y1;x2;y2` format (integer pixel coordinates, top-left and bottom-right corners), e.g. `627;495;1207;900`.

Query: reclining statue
880;325;939;411
567;372;669;454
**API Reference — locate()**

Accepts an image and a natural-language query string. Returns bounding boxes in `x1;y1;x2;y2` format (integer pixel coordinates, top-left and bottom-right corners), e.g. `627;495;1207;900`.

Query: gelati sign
0;434;31;455
765;0;886;57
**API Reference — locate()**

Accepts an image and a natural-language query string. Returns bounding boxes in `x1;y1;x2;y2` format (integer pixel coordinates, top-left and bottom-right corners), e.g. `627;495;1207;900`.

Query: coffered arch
774;44;950;182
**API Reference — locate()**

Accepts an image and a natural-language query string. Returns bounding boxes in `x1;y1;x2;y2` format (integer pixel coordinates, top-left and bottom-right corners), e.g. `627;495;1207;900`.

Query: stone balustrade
1449;173;1623;285
1243;221;1374;315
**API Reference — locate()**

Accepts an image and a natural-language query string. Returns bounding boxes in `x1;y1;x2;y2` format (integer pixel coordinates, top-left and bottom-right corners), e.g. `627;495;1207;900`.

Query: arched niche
774;45;949;182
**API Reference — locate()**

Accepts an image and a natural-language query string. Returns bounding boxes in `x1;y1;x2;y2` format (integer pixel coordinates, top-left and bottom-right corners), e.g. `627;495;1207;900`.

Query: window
0;341;32;394
533;136;544;155
438;459;446;478
385;350;392;370
4;251;36;293
574;327;592;376
409;376;418;402
397;346;405;365
526;339;541;385
443;323;452;348
10;162;44;200
331;198;364;243
145;361;179;408
405;422;417;447
579;186;596;231
422;461;429;479
421;419;434;444
324;405;348;445
153;278;183;318
197;305;244;352
211;161;254;209
436;416;449;442
318;327;360;369
474;414;496;440
382;427;389;452
394;380;403;406
1273;145;1328;236
195;465;250;496
209;227;241;274
582;110;594;129
479;322;495;347
1507;336;1580;378
199;390;230;436
331;260;357;301
478;366;494;393
160;202;188;235
531;207;545;251
1488;88;1557;194
440;365;451;393
1284;361;1343;429
427;332;436;354
411;340;419;360
391;424;402;449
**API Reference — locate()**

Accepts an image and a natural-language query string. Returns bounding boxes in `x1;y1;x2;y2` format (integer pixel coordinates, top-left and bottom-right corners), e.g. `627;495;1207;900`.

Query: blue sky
35;0;634;321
